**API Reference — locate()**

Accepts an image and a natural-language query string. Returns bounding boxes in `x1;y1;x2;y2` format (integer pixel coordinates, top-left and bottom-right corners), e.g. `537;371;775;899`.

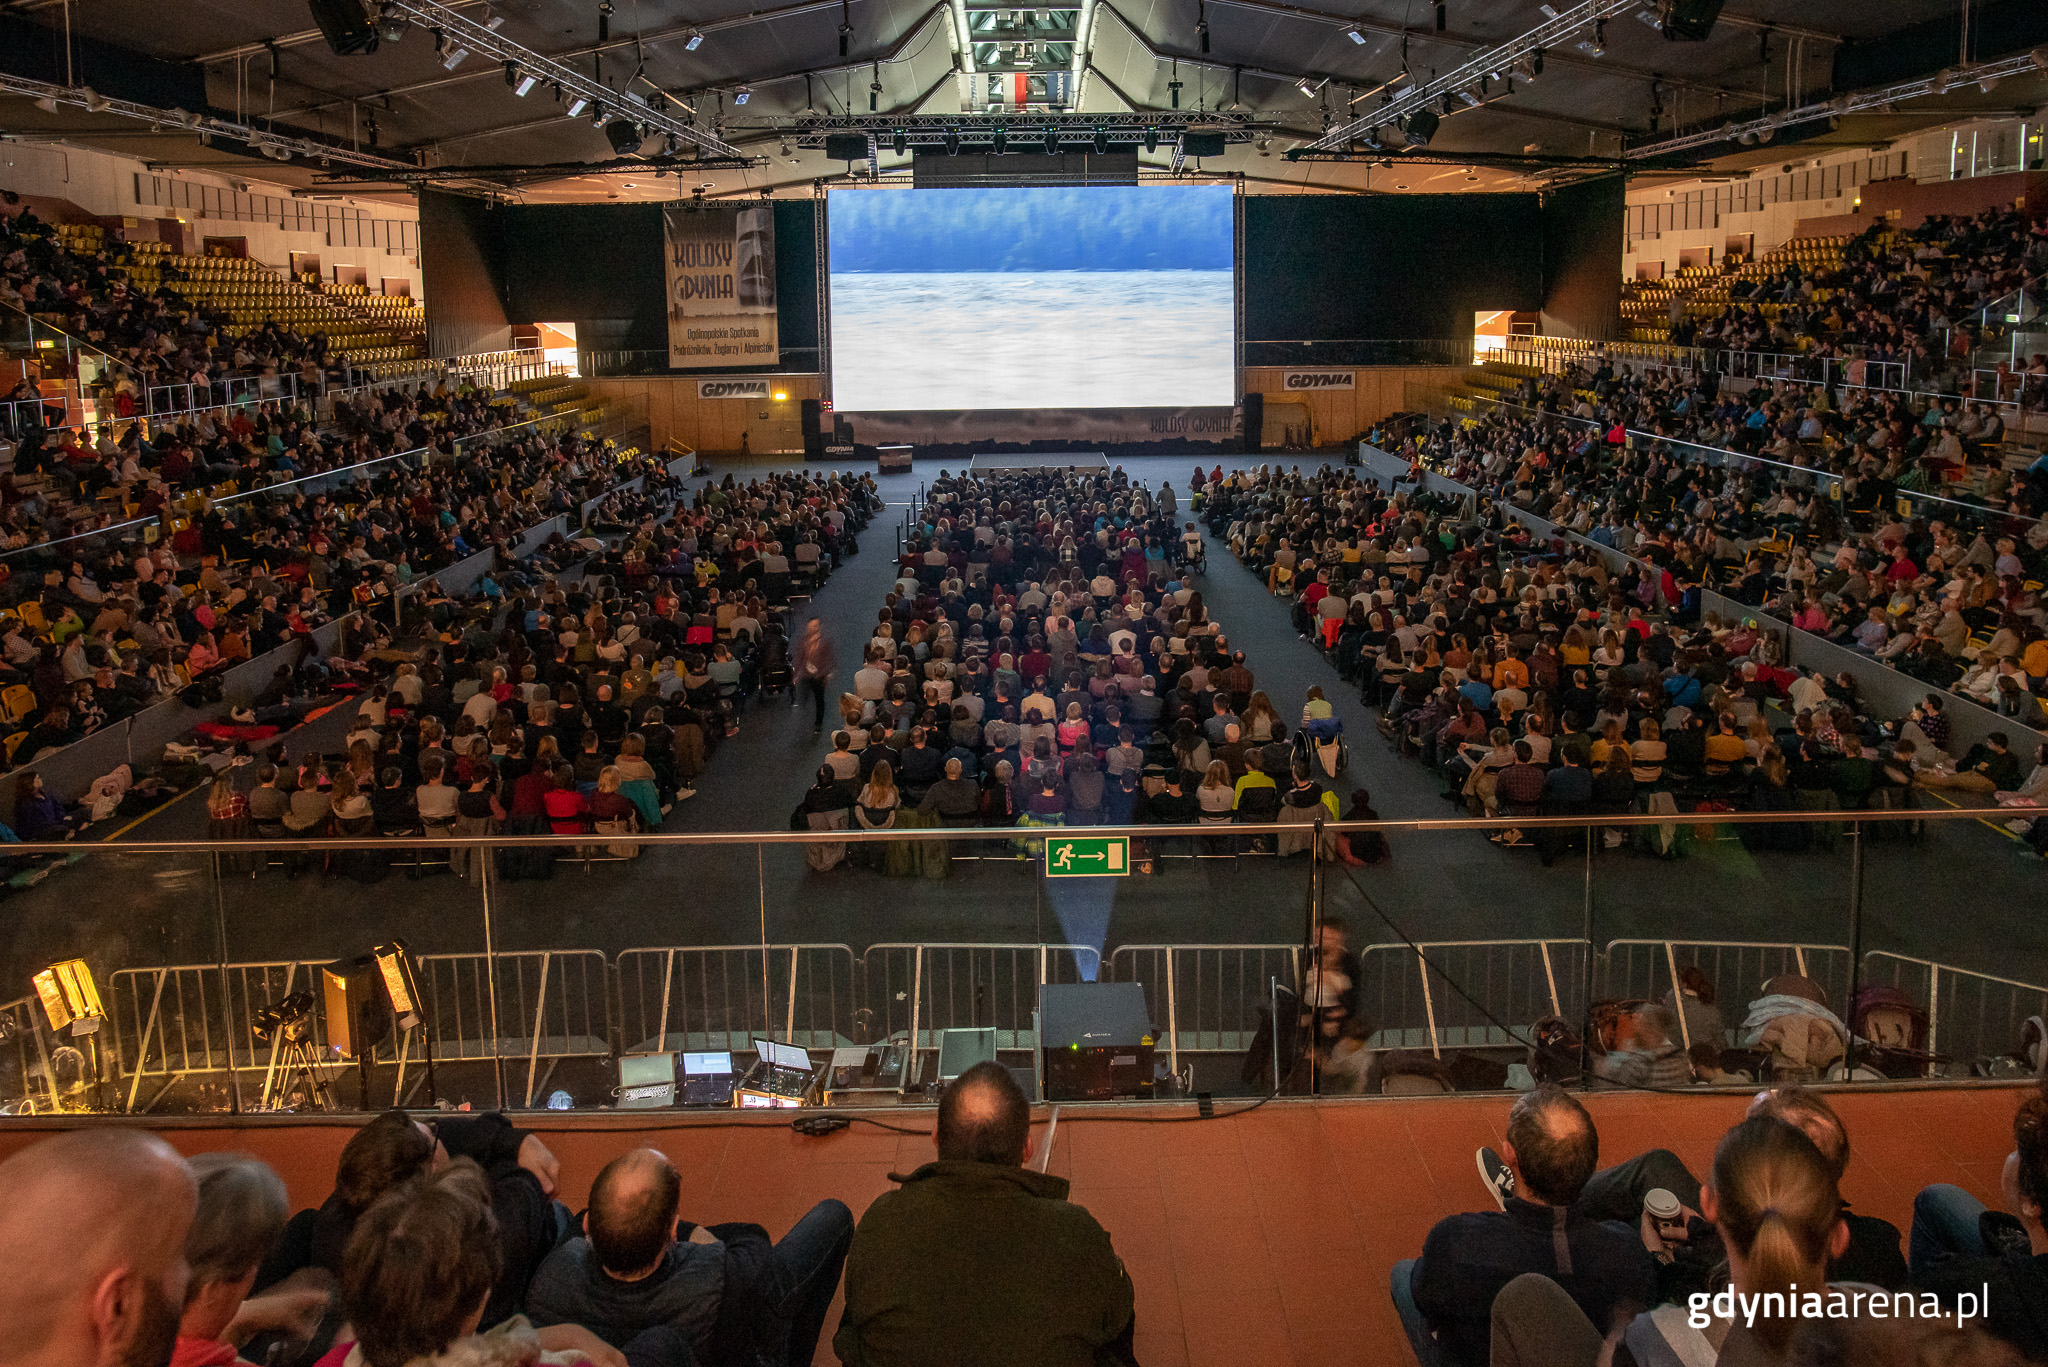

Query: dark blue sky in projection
828;185;1234;274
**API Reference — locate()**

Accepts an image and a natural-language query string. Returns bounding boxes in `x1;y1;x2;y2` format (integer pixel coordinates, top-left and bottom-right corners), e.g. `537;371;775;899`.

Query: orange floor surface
0;1085;2030;1366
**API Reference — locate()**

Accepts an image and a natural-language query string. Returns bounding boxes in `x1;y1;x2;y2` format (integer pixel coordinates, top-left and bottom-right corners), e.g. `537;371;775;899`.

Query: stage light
566;94;589;117
684;27;704;49
508;64;539;97
733;85;751;105
1590;18;1605;55
32;97;57;113
1434;3;1445;31
1441;92;1455;115
591;104;608;127
993;126;1007;154
374;6;408;42
1044;126;1059;153
1094;127;1108;153
1531;47;1543;76
32;960;103;1035
772;389;789;400
605;118;645;155
1144;126;1158;152
1197;16;1209;52
893;128;906;155
1297;76;1325;98
1344;25;1366;43
944;127;961;154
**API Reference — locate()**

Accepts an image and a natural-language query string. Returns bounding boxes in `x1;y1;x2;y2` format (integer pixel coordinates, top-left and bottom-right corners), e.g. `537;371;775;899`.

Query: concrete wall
0;141;422;296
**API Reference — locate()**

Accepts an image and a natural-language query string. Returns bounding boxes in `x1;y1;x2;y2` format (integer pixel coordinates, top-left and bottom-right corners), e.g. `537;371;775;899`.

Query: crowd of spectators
3;196;372;433
1396;1081;2048;1367
790;466;1372;872
0;377;669;776
191;464;877;871
1666;206;2048;409
0;1059;1139;1367
1201;459;2048;860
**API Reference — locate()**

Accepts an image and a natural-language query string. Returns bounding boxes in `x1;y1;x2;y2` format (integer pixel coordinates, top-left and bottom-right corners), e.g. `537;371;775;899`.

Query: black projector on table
1038;982;1156;1101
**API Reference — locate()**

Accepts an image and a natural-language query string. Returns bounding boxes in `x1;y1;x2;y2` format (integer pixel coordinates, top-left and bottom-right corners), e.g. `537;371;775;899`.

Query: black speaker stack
309;0;382;55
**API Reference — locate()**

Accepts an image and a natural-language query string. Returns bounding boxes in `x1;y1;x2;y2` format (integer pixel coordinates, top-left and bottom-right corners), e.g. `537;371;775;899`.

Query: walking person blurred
793;615;835;735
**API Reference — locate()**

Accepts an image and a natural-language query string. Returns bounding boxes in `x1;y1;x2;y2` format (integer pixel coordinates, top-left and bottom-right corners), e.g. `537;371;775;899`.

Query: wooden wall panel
1242;366;1466;446
581;375;822;455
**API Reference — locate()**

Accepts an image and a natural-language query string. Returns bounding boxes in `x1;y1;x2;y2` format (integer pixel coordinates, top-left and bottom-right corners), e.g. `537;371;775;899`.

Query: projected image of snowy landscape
827;185;1235;411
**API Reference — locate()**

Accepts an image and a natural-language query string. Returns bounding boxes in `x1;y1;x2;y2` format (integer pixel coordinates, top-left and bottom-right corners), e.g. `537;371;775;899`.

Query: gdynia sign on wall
1280;369;1356;390
696;379;774;399
665;204;780;369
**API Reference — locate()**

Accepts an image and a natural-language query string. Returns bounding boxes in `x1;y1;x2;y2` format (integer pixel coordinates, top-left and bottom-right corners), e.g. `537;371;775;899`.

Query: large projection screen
827;185;1235;412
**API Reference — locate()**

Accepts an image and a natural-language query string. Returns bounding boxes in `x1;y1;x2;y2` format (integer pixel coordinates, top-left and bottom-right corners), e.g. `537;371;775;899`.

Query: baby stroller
1294;717;1348;780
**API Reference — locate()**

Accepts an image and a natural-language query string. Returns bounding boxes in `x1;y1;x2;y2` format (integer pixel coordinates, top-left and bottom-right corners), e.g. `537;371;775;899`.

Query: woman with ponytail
1692;1115;1851;1358
1488;1115;1864;1367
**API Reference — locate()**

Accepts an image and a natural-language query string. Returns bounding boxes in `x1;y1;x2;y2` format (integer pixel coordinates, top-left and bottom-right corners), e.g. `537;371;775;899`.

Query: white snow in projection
830;269;1235;411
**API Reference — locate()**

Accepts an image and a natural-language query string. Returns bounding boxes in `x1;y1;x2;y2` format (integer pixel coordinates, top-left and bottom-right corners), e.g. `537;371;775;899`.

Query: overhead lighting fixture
1044;126;1059;153
733;85;751;105
565;94;590;116
374;7;408;42
992;125;1007;154
684;27;704;49
1093;126;1108;153
32;97;57;113
507;63;539;97
604;118;645;155
944;127;961;154
893;128;906;155
1344;25;1366;44
1144;126;1158;152
590;103;608;127
1297;76;1326;98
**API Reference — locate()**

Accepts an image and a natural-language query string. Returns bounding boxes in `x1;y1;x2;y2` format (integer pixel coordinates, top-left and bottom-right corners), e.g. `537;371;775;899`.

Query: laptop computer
616;1052;676;1108
738;1038;818;1108
680;1051;736;1107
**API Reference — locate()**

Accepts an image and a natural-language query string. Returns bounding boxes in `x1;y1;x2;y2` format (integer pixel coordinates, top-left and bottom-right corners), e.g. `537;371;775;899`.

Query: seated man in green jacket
834;1061;1136;1367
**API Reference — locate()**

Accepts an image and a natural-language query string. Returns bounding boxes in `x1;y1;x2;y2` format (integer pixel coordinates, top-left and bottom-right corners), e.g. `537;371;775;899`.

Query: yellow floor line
1916;786;2027;845
99;781;204;842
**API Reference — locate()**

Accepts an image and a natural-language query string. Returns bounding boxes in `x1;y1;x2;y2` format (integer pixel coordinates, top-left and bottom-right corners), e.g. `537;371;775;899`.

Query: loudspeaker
1180;131;1227;159
1660;0;1724;41
308;0;381;55
824;132;871;161
1402;109;1439;147
800;398;824;458
1038;982;1155;1101
1242;391;1264;454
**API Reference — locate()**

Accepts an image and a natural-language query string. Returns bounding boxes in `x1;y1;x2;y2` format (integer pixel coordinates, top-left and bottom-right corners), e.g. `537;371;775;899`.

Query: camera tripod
266;1034;338;1112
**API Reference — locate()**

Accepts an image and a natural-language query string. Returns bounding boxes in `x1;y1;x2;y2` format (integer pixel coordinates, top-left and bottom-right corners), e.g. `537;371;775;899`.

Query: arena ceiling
0;0;2042;202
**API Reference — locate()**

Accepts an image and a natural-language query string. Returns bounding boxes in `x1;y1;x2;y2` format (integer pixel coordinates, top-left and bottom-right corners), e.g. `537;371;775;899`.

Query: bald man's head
0;1128;196;1367
586;1148;680;1277
935;1062;1030;1167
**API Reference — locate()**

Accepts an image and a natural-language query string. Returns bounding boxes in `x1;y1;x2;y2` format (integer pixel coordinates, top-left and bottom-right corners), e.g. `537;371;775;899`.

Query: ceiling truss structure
1627;47;2048;160
381;0;753;161
0;71;418;174
1307;0;1643;152
762;108;1259;149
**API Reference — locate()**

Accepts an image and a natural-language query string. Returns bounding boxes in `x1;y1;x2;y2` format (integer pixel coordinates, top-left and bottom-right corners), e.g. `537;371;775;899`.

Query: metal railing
613;945;860;1054
1;807;2044;1113
1859;952;2048;1069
